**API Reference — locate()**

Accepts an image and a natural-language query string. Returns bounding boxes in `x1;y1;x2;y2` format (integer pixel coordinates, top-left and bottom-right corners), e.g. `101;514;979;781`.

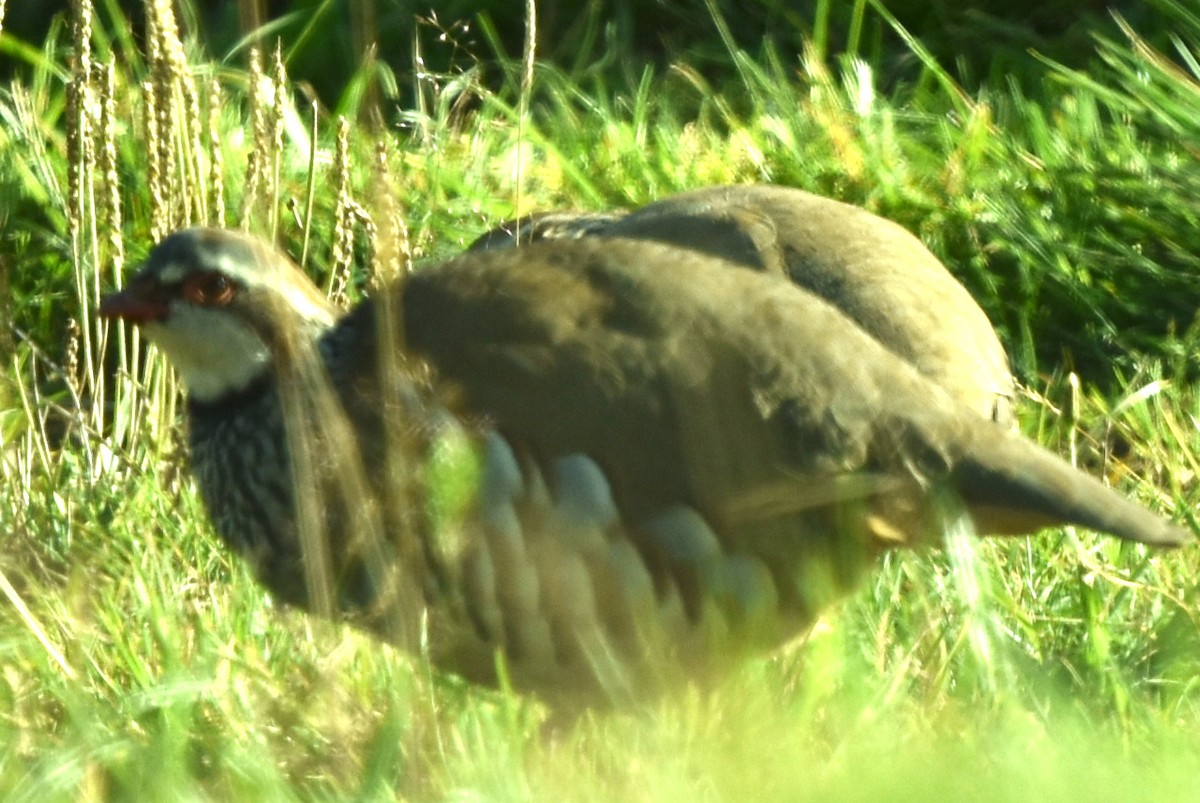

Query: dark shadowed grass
2;1;1199;800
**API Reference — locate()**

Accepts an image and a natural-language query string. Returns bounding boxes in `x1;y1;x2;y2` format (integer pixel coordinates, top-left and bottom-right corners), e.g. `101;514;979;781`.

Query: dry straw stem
207;78;226;228
330;115;355;305
142;79;166;241
363;147;425;640
272;298;416;640
97;58;125;276
371;140;412;287
141;5;167;239
97;54;156;455
269;42;288;239
96;59;127;433
180;79;207;224
180;62;207;224
300;99;320;268
147;0;208;226
0;566;76;682
66;0;110;442
235;41;289;236
75;0;196;457
146;0;195;228
65;0;92;238
244;42;289;232
514;0;536;215
146;3;173;233
241;46;266;229
65;0;92;240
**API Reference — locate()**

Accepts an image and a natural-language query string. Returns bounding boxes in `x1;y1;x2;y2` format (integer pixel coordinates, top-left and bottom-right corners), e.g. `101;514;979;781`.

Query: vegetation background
2;0;1198;800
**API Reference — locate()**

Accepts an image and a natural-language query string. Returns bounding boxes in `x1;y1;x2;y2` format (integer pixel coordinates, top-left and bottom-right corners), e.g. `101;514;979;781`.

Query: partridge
471;185;1015;426
100;228;1188;703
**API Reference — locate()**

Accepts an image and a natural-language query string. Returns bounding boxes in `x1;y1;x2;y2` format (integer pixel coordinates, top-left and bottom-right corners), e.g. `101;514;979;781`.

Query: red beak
99;286;170;323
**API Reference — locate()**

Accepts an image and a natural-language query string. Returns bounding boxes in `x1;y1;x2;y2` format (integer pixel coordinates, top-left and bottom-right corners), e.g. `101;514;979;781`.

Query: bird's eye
181;272;237;306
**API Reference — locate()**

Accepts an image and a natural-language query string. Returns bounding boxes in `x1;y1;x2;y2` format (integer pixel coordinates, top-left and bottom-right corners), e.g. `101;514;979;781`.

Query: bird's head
100;228;339;402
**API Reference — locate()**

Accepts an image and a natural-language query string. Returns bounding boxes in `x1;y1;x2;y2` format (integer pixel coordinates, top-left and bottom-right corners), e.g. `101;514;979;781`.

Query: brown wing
470;185;1015;426
399;237;1187;550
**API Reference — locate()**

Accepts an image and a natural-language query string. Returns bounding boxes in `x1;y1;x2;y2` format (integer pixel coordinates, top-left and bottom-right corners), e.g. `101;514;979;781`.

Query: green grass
2;2;1199;800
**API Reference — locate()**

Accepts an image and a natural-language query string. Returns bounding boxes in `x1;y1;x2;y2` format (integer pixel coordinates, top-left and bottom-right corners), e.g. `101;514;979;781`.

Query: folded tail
954;425;1189;547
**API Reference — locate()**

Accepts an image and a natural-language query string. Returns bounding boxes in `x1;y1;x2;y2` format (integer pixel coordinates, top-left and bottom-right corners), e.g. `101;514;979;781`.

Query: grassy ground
2;2;1199;800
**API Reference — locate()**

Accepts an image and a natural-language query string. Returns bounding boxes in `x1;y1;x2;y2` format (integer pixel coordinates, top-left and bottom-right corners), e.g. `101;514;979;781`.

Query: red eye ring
181;272;237;306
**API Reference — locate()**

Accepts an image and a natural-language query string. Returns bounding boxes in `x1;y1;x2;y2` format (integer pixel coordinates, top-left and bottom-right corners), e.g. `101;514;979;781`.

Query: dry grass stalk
180;65;207;224
330;115;355;306
269;41;288;238
63;320;81;402
65;0;92;240
514;0;536;210
142;79;166;242
96;56;151;454
97;58;125;276
142;1;168;242
241;45;267;229
146;4;173;231
146;0;203;228
371;140;411;289
66;0;108;441
299;99;319;268
361;147;423;601
207;78;227;228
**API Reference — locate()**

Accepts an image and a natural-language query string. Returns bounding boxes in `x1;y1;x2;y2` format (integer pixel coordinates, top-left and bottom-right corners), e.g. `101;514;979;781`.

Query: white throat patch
144;304;272;402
